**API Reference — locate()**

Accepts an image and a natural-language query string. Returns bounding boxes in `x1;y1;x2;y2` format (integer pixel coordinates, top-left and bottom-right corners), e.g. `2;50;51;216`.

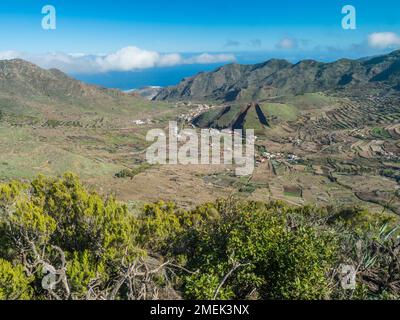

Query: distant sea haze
71;63;226;90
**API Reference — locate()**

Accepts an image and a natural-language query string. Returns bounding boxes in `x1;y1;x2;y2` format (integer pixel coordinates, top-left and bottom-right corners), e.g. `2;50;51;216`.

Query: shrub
180;200;337;300
0;259;33;300
0;173;144;300
0;174;398;300
115;164;152;179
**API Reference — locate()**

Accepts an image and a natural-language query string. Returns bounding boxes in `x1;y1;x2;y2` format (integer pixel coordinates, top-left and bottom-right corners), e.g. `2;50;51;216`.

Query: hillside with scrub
0;173;399;300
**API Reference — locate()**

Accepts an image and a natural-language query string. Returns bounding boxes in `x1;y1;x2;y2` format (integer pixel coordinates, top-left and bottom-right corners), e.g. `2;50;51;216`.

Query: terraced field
309;96;400;131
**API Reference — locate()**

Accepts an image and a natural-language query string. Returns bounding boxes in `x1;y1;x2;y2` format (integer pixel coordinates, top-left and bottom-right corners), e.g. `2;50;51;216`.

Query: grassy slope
260;103;298;122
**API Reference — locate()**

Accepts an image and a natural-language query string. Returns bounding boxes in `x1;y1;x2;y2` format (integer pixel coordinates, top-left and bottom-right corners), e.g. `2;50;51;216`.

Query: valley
0;55;400;215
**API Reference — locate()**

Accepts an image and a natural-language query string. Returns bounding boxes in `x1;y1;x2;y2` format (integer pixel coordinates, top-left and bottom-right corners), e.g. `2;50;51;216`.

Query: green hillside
0;59;170;126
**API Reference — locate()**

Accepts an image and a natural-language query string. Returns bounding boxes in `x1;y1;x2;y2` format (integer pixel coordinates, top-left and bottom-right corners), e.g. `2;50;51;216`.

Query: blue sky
1;0;400;87
1;0;399;53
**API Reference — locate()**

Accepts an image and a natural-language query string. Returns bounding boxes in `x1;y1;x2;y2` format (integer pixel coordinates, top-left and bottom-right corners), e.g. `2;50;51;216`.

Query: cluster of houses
349;129;367;139
177;103;219;123
132;119;153;125
256;151;301;164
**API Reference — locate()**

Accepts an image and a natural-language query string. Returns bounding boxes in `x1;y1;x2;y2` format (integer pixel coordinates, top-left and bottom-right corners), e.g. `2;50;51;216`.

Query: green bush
0;174;398;300
0;173;142;300
180;200;336;299
115;164;153;179
0;259;33;300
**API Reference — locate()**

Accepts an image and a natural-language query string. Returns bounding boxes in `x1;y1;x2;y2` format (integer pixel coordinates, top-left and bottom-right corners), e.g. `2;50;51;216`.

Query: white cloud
0;46;236;73
276;38;298;50
158;53;183;67
95;47;162;71
185;53;236;64
0;50;22;60
368;32;400;49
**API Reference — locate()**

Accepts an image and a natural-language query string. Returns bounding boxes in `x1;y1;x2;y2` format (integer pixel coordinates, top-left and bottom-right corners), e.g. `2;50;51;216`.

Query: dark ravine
231;104;253;130
154;50;400;102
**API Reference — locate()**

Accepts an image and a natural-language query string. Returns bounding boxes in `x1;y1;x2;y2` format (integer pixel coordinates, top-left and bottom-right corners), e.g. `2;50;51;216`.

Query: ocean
71;63;228;91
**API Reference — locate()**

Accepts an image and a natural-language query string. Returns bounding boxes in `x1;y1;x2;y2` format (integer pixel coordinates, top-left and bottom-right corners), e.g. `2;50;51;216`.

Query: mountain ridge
0;58;164;124
0;58;127;99
154;50;400;102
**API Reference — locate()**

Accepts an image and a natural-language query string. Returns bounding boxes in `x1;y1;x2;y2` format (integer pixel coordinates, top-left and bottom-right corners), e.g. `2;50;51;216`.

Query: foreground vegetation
0;173;399;300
